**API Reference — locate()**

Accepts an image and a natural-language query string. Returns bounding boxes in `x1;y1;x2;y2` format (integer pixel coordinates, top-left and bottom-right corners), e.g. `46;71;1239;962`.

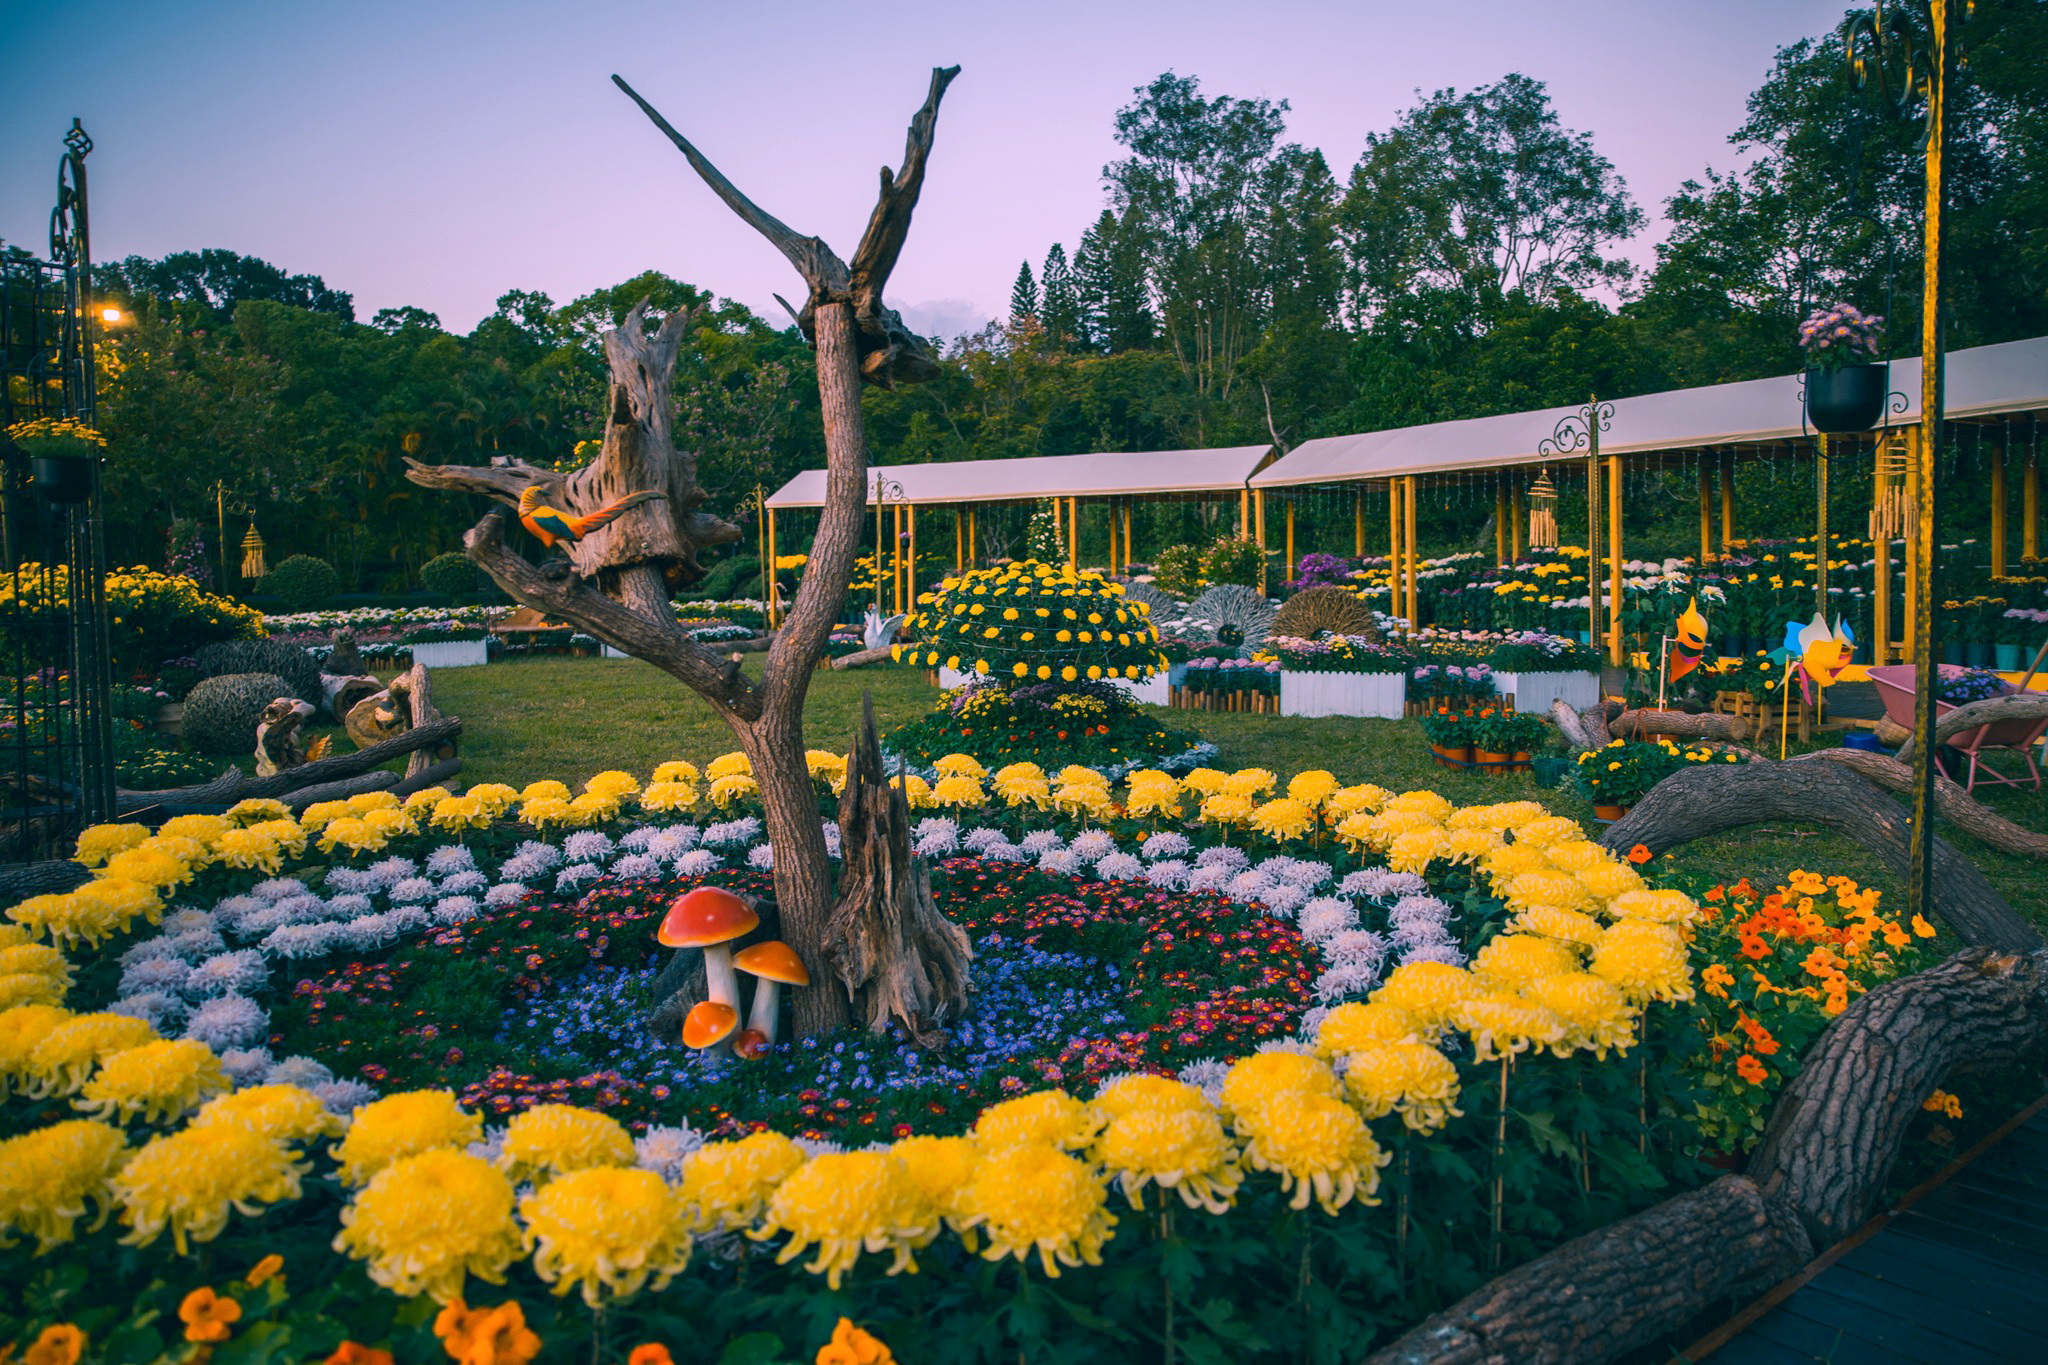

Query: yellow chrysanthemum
1218;1052;1340;1130
1050;782;1112;819
1510;904;1605;946
114;1124;304;1254
211;827;284;873
1199;793;1254;827
1124;780;1182;819
652;761;699;785
518;796;573;830
1605;889;1699;924
1094;1106;1242;1213
1090;1073;1210;1120
1249;797;1316;842
0;1002;71;1092
1341;1041;1464;1132
344;791;399;814
638;780;697;813
1286;770;1341;808
973;1089;1101;1151
1511;815;1582;847
297;800;351;831
932;753;986;779
1589;921;1695;1004
1384;789;1453;821
1471;933;1583;991
1370;961;1479;1037
317;816;388;856
1500;871;1591;913
1574;861;1648;903
245;819;308;858
997;775;1051;809
77;1039;229;1124
429;795;493;834
0;1118;127;1251
1480;843;1551;881
1454;992;1567;1062
705;753;753;781
332;1090;483;1186
27;1013;157;1096
1538;840;1611;873
889;1134;982;1229
932;775;987;808
0;971;64;1010
498;1104;635;1185
193;1083;344;1148
677;1131;806;1232
1238;1090;1389;1214
752;1151;934;1289
1180;767;1230;796
1223;768;1277;799
1521;972;1637;1057
954;1143;1116;1278
99;845;192;889
521;1165;693;1305
519;779;572;803
404;786;454;811
994;761;1047;785
0;941;71;989
334;1149;521;1302
1313;1001;1422;1055
707;774;761;809
566;792;619;825
1324;784;1389;822
584;770;640;799
467;783;520;816
72;822;149;867
159;814;230;844
1387;827;1445;875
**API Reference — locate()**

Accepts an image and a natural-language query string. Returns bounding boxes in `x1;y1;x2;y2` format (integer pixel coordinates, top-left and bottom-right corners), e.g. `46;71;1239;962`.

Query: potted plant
1475;708;1548;773
1421;709;1474;767
1800;302;1887;434
5;416;104;504
1267;633;1411;719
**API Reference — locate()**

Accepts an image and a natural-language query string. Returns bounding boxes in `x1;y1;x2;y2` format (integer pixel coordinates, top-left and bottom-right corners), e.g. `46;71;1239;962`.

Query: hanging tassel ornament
1870;431;1914;542
239;524;268;579
1527;469;1559;550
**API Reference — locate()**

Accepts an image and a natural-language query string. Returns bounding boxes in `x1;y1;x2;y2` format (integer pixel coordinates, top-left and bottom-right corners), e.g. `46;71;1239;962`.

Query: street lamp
98;306;122;325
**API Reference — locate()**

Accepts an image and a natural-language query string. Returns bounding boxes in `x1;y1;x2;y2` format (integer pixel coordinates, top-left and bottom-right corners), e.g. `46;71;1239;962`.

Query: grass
426;656;2048;928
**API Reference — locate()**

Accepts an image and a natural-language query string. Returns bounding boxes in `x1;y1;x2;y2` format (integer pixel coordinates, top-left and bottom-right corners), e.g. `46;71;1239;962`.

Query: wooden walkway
1688;1100;2048;1364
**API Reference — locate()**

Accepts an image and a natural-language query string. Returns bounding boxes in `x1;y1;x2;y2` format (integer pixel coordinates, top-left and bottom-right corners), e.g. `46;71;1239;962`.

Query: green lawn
427;657;2048;928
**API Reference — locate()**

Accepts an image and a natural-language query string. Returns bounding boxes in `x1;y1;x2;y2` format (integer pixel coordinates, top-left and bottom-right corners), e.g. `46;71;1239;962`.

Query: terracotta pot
1447;746;1473;766
1475;748;1509;768
1593;803;1627;822
1510;750;1532;772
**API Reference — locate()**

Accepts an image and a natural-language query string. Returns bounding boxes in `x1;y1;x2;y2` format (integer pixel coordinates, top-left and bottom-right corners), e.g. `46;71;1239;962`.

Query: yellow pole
1387;482;1402;619
766;507;780;626
1123;503;1134;569
1403;477;1420;626
1067;497;1079;570
1990;443;2007;579
1698;467;1713;565
1510;485;1523;562
1353;487;1365;558
1815;437;1830;611
873;488;885;615
906;503;917;605
968;507;978;567
1254;489;1268;594
1586;455;1602;651
2026;446;2041;563
1903;428;1920;658
1239;488;1250;539
1720;457;1735;554
891;504;904;613
953;508;963;573
1606;454;1623;666
1284;499;1295;581
1494;484;1507;566
1872;466;1891;665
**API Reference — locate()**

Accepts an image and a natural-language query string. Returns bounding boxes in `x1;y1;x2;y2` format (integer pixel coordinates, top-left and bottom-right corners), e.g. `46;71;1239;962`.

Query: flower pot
1994;643;2023;672
1474;748;1509;770
30;454;92;504
1940;642;1966;666
1447;746;1473;766
1804;362;1887;434
1510;750;1532;772
1592;803;1627;822
1964;642;1993;668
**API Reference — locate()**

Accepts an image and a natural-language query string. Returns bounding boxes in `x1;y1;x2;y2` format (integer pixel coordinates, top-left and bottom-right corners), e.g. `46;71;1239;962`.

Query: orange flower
817;1318;895;1365
1704;885;1725;903
1801;945;1845;980
1738;932;1771;960
21;1325;86;1365
325;1346;396;1365
1911;914;1937;938
1731;878;1757;899
434;1300;539;1365
244;1253;285;1288
628;1349;675;1365
1922;1089;1963;1120
1735;1054;1768;1085
1736;1014;1781;1057
179;1288;242;1344
1625;843;1652;865
1700;963;1734;999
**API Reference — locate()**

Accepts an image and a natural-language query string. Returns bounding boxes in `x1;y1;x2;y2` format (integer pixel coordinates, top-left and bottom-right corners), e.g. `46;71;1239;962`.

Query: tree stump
824;693;972;1041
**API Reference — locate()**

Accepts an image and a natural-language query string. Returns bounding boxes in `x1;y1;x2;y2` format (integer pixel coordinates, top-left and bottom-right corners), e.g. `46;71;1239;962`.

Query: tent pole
2025;443;2040;562
1903;428;1920;659
1404;477;1420;625
1990;440;2007;578
1510;484;1523;562
1586;454;1602;654
1068;497;1078;570
1353;487;1365;558
1698;466;1713;564
1239;488;1249;539
1872;467;1892;665
1815;436;1830;612
1494;483;1507;566
1123;502;1134;570
1720;454;1735;554
1284;498;1295;583
968;507;978;567
766;507;780;627
906;503;917;605
1607;454;1623;666
953;508;963;573
1254;488;1268;593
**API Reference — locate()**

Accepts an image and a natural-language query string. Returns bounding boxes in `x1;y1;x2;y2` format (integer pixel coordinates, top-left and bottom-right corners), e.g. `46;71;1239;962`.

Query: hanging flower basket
30;454;93;503
1804;362;1887;434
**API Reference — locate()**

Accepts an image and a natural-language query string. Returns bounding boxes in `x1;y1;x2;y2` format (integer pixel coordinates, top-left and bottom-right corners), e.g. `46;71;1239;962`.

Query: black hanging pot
30;455;93;504
1804;362;1887;434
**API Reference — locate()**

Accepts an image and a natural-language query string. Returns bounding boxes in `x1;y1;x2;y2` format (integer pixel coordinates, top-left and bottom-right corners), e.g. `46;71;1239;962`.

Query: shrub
692;555;761;602
1200;536;1265;589
195;638;321;703
0;564;262;674
117;743;224;789
155;657;203;701
262;554;340;611
420;552;480;600
1153;544;1204;597
182;672;295;754
894;560;1164;683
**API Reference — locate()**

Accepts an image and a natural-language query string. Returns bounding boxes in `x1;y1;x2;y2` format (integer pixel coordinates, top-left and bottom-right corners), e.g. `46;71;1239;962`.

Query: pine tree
1008;261;1039;327
1074;209;1154;353
1040;244;1080;346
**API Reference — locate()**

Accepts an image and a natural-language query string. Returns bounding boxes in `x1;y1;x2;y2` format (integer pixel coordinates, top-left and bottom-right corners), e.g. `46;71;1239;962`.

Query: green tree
1008;261;1039;327
1074;209;1155;352
1040;243;1081;346
96;248;354;322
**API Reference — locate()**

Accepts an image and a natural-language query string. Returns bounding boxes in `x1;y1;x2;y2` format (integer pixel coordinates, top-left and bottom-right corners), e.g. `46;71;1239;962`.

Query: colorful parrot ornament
516;485;666;550
1666;597;1709;685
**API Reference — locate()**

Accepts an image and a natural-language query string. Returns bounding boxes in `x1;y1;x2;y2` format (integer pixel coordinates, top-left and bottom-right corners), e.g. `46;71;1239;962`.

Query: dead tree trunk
825;695;972;1040
405;66;961;1039
1601;759;2042;952
1796;747;2048;860
1892;691;2048;766
1610;707;1751;743
1548;700;1612;751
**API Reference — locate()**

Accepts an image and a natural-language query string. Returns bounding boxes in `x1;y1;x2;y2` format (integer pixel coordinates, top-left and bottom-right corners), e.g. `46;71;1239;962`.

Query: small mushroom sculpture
656;886;760;1048
730;940;810;1059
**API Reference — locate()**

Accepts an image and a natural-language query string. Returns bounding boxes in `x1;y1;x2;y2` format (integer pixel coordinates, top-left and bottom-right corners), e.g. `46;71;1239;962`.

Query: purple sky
2;0;1853;337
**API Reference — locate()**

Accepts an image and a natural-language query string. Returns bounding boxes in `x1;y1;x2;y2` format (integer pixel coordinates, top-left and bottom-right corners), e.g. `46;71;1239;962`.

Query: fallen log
1610;707;1752;743
1891;690;2048;766
1549;700;1610;752
829;645;894;671
1750;947;2048;1244
0;860;91;900
113;716;462;816
280;770;399;812
1796;747;2048;860
1602;759;2042;953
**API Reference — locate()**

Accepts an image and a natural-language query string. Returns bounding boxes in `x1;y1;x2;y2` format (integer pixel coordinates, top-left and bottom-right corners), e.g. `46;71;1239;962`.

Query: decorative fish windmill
1657;597;1709;709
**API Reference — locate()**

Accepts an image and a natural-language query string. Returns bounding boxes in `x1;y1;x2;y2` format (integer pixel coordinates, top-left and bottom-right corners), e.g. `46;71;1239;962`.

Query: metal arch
1535;400;1614;461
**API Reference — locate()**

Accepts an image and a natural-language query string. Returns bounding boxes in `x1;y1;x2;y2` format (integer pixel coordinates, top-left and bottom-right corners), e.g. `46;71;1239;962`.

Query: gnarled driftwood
1891;690;2048;765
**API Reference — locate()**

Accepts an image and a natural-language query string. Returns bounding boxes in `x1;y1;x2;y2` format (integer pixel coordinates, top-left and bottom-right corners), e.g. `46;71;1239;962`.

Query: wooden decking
1688;1100;2048;1364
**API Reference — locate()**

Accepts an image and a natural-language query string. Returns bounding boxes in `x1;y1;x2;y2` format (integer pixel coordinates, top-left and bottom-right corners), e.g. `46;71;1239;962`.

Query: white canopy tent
765;443;1274;508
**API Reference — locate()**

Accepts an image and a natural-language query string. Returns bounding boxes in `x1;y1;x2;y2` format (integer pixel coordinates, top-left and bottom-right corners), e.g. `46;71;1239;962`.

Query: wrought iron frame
1537;399;1615;658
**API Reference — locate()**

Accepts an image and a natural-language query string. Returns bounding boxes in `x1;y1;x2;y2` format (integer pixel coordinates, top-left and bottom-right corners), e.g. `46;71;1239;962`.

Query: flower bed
888;678;1206;775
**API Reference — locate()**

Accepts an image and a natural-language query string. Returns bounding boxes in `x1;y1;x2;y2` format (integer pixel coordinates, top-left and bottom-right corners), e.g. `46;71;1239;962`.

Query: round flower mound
0;1003;71;1093
333;1089;484;1186
1453;993;1567;1062
971;1089;1101;1152
0;1118;128;1251
955;1143;1117;1278
755;1151;935;1289
0;970;64;1011
888;1135;981;1231
896;560;1164;682
1522;973;1637;1057
192;1083;344;1149
1219;1052;1340;1128
27;1013;157;1096
677;1131;806;1232
335;1149;522;1302
1093;1105;1242;1214
1089;1072;1211;1120
1470;933;1583;991
114;1123;304;1254
498;1103;635;1184
1589;921;1696;1004
1313;1002;1422;1054
1236;1089;1389;1215
1340;1041;1463;1133
520;1165;693;1306
0;942;74;990
1370;962;1480;1038
76;1039;229;1124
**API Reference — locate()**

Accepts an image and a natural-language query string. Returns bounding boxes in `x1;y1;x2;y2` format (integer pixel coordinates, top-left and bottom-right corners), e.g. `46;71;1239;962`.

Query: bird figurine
516;484;666;550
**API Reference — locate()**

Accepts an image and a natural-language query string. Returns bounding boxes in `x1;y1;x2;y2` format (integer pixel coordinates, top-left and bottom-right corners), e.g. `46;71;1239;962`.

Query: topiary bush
1153;544;1204;597
1200;536;1265;589
182;672;294;755
194;638;321;703
420;551;480;600
261;554;340;611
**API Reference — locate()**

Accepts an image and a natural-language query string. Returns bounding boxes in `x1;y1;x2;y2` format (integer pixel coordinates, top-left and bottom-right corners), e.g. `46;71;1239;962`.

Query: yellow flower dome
566;792;620;825
888;1134;982;1230
0;1118;127;1251
192;1083;344;1149
1510;904;1606;947
0;942;71;991
973;1089;1101;1151
1249;797;1316;842
99;845;192;890
1239;1090;1389;1215
931;775;987;808
932;753;987;779
518;796;573;831
71;822;149;868
222;797;289;823
707;774;761;809
1313;1001;1422;1055
297;800;351;831
677;1131;806;1232
1224;768;1277;800
1574;861;1647;903
705;752;753;781
1589;921;1695;1004
1340;1041;1464;1133
467;783;521;816
77;1039;229;1125
1500;871;1591;913
1180;767;1231;796
0;1003;70;1093
1124;780;1183;820
158;814;230;844
1470;933;1583;991
993;761;1047;785
1324;784;1390;822
522;1165;693;1305
1511;815;1583;847
1198;793;1254;827
1479;842;1550;882
1384;789;1454;822
498;1104;635;1185
1449;800;1544;829
584;770;641;799
1370;962;1479;1038
0;971;63;1011
519;780;572;804
26;1014;156;1097
753;1151;934;1290
318;817;389;857
1218;1051;1339;1130
1605;889;1699;924
1387;827;1445;875
1054;765;1109;790
954;1143;1117;1278
403;787;453;811
344;791;399;814
1094;1106;1242;1214
212;826;284;873
1454;992;1567;1061
1539;840;1612;873
652;761;700;785
1521;973;1638;1057
428;795;493;835
1286;769;1341;808
333;1090;483;1187
1445;827;1506;864
639;781;698;813
996;774;1051;810
1089;1072;1210;1120
334;1149;521;1302
1051;783;1112;820
115;1124;304;1255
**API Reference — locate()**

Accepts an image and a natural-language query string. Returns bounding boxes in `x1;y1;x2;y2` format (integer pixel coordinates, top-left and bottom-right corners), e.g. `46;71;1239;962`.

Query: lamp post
1844;0;1958;925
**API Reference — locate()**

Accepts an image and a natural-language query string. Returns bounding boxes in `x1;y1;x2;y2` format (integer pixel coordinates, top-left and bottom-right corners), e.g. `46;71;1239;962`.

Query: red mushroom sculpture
730;940;810;1058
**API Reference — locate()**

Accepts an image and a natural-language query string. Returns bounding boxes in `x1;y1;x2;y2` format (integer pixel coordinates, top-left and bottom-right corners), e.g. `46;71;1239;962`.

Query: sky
1;0;1856;338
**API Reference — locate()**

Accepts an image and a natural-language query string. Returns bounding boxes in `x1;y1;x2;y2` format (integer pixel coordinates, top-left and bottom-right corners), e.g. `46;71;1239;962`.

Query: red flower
1626;844;1652;865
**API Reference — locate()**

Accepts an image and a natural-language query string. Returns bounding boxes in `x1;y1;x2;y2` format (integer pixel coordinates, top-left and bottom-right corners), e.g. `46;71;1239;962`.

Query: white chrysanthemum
1400;943;1468;968
635;1125;706;1182
163;908;217;935
158;928;228;962
1144;859;1191;891
109;992;185;1030
564;831;615;863
364;856;419;889
510;840;562;872
336;914;401;953
1186;865;1232;893
821;822;841;858
254;877;311;901
431;897;481;927
183;993;266;1049
913;832;956;858
1177;1059;1230;1105
437;870;488;896
617;826;658;852
212;895;265;933
1258;885;1307;916
913;817;959;845
184;950;268;999
1297;899;1357;943
1274;859;1333;889
746;844;775;872
220;1047;274;1085
610;853;661;881
265;1055;333;1088
1141;832;1191;860
323;893;374;920
483;883;529;910
1226;870;1272;901
499;854;550;881
982;842;1028;863
674;850;720;878
1314;961;1383;1002
388;877;434;905
1068;830;1116;864
961;827;1007;852
312;1079;377;1113
1038;849;1082;875
1325;929;1390;965
702;817;761;847
262;923;339;959
1194;845;1250;873
1019;830;1064;855
646;827;698;860
1095;852;1145;881
556;863;602;892
120;955;191;997
426;845;478;877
